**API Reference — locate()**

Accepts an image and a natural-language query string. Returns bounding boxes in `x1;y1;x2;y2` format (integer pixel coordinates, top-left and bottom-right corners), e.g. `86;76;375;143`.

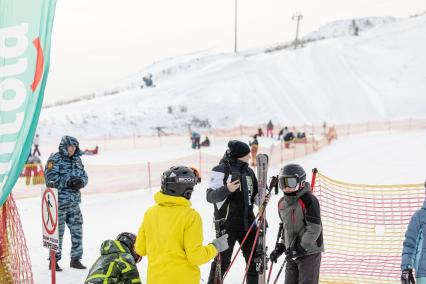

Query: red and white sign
42;187;59;251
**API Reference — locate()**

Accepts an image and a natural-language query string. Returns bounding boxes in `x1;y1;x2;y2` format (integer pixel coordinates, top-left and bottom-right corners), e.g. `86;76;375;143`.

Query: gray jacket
278;183;324;255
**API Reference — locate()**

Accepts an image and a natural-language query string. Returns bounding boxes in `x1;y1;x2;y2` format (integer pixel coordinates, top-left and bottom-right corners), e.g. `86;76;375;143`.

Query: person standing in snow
33;133;41;156
401;180;426;284
249;135;259;167
269;164;324;284
135;166;228;284
45;135;88;271
206;140;260;284
266;120;274;138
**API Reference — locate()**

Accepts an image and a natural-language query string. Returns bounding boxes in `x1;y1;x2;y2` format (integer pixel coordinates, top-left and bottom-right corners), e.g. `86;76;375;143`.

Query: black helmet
278;164;306;189
116;232;142;263
161;166;201;200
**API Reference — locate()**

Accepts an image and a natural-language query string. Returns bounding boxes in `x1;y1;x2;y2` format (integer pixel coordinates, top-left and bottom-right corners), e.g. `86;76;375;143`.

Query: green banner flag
0;0;57;205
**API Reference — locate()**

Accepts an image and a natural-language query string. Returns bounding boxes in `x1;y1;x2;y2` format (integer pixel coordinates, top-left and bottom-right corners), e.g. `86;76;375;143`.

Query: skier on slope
249;135;259;167
134;166;228;284
269;164;324;284
85;232;142;284
401;180;426;284
206;140;260;284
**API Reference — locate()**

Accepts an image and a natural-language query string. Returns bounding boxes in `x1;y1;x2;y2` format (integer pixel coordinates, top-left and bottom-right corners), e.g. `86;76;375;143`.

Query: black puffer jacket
206;156;258;231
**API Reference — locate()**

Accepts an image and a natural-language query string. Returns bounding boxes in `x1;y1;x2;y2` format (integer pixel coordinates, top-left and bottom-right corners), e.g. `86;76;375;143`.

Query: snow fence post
51;249;56;284
198;150;202;175
311;168;318;192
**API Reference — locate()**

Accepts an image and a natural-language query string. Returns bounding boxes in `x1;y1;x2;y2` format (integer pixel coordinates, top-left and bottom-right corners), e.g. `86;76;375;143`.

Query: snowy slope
19;129;426;283
302;17;397;41
38;15;426;140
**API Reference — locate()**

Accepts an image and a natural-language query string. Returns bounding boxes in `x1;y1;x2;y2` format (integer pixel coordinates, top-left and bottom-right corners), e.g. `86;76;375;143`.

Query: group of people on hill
45;136;324;284
43;135;426;284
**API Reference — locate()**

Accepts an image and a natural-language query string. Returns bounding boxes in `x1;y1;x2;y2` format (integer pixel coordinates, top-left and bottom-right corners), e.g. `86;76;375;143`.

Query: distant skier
266;120;274;138
201;136;210;147
206;140;260;284
278;126;289;141
249;135;259;166
135;166;228;284
269;164;324;284
85;232;142;284
83;146;99;155
191;131;201;149
33;133;41;156
142;74;155;87
401;180;426;284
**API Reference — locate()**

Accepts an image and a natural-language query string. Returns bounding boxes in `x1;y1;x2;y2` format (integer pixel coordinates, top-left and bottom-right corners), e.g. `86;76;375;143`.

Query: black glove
285;241;306;260
67;178;84;190
269;243;286;263
401;269;415;284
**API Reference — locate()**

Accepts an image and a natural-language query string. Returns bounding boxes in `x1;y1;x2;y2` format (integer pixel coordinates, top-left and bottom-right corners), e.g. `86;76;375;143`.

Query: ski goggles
278;174;305;189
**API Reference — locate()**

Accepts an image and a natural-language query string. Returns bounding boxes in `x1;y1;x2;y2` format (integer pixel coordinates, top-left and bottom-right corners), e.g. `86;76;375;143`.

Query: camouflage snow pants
55;205;84;261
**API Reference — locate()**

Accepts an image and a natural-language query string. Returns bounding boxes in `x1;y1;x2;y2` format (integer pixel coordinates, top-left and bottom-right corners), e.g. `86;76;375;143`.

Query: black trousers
208;229;259;284
33;145;41;156
284;253;321;284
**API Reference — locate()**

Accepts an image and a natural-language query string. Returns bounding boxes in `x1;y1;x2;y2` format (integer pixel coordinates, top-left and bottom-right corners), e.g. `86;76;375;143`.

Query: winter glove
67;178;84;190
269;243;286;263
285;241;306;261
401;269;415;284
212;234;229;253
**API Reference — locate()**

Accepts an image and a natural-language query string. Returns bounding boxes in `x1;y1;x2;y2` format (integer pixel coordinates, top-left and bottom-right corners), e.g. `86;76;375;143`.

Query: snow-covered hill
302;17;397;41
39;15;426;140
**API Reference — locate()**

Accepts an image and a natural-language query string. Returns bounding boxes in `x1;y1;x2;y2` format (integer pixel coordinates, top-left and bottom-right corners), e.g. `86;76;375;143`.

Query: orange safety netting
0;194;33;284
314;173;424;284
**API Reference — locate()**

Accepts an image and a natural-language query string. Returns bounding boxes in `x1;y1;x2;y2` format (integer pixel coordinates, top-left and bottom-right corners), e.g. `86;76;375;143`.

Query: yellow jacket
135;192;217;284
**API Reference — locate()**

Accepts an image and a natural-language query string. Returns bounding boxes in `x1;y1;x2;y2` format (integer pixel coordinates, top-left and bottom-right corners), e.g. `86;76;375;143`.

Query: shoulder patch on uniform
47;161;54;169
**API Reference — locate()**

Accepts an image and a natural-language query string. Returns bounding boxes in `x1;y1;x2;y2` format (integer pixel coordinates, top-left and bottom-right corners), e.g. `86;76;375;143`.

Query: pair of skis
254;153;269;284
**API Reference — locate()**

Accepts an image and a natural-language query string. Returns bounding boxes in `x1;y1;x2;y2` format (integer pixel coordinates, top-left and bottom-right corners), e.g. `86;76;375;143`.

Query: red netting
315;173;424;284
0;194;33;284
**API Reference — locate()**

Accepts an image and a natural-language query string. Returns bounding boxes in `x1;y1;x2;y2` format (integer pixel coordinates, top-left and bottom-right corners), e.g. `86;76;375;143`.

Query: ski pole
273;259;287;284
222;189;273;280
267;222;283;283
223;179;276;281
222;217;258;280
267;262;274;284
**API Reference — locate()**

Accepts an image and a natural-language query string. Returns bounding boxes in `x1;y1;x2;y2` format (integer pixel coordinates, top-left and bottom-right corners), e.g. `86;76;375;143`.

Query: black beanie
228;140;251;158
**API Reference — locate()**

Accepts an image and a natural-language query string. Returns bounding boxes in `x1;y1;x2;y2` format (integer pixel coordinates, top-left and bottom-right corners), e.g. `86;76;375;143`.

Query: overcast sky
44;0;426;104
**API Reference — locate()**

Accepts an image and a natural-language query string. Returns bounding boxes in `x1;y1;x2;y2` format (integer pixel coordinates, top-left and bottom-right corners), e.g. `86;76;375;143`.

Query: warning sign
42;187;59;251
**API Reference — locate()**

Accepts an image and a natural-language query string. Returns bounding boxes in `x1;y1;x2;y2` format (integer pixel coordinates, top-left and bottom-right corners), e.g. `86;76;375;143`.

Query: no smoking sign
42;187;59;251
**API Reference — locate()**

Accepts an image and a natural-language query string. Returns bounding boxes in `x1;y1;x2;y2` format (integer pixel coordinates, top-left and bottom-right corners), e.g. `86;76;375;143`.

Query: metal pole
292;13;303;49
234;0;238;53
51;250;56;284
